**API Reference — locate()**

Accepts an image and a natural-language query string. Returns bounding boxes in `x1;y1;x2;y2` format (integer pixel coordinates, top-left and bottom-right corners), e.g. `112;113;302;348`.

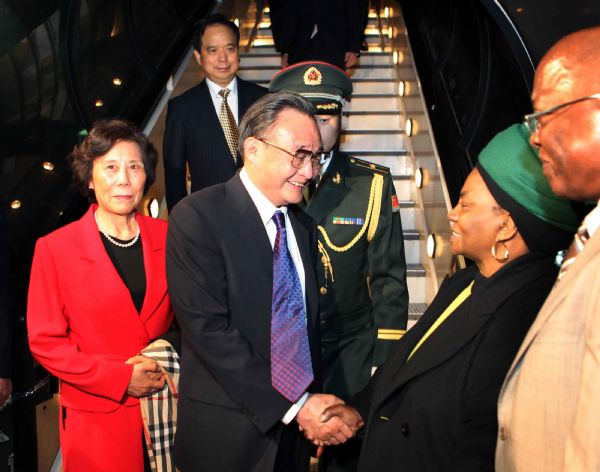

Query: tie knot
273;211;286;230
219;88;230;99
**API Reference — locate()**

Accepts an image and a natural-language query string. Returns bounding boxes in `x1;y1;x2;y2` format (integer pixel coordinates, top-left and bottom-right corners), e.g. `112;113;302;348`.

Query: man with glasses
497;26;600;471
270;62;408;472
167;92;361;472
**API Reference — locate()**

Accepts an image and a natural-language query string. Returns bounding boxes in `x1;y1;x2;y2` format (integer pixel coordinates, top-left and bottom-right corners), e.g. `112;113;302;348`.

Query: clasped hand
125;355;165;397
296;394;364;447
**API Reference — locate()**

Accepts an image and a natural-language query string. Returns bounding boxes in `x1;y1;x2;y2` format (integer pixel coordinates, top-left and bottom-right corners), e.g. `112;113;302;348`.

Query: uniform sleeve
27;238;133;401
369;173;409;366
166;202;293;433
163;100;188;212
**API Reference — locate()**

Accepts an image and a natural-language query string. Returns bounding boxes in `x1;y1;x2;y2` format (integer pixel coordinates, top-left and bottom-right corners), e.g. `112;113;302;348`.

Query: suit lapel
224;175;274;359
79;206;147;333
374;271;484;406
289;206;318;331
237;77;253;119
307;152;351;224
506;233;600;379
374;255;554;408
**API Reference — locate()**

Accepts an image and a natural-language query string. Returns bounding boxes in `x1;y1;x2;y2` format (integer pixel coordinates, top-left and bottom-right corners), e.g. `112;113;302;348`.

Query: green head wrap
477;123;579;253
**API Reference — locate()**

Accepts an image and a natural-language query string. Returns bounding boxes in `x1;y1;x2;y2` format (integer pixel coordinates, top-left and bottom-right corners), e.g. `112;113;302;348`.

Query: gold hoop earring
492;241;509;262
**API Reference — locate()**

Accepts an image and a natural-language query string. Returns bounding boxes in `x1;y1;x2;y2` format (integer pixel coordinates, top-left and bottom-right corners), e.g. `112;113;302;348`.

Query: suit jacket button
499;426;508;441
400;423;410;436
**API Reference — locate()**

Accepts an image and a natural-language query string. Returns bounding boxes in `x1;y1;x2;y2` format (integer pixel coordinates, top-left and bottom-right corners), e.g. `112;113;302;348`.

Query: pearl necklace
94;211;140;248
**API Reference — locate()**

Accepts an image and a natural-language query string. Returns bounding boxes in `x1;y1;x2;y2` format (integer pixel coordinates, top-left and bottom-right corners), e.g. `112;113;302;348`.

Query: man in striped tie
167;92;362;472
496;26;600;472
163;14;267;211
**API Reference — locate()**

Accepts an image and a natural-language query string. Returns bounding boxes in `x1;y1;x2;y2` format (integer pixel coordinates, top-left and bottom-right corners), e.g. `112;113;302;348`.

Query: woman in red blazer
27;119;173;471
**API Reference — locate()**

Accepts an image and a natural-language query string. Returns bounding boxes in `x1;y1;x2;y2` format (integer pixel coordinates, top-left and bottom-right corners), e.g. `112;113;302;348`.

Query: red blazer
27;205;173;412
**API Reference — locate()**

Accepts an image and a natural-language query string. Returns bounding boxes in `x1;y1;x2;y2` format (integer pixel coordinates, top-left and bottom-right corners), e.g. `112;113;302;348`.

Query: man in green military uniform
270;62;409;471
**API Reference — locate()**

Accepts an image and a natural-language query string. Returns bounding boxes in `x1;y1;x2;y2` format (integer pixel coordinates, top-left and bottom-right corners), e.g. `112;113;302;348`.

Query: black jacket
353;253;558;471
162;77;267;211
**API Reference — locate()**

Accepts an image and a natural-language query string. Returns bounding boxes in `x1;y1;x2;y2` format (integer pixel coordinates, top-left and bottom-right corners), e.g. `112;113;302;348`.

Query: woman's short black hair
69;119;158;202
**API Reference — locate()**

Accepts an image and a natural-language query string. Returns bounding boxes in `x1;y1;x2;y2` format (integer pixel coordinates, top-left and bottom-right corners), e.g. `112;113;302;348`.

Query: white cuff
281;392;309;424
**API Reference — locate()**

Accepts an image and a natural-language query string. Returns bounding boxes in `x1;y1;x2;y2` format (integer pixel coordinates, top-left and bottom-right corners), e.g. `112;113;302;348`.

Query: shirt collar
582;200;600;238
206;76;238;99
320;150;334;175
239;168;287;226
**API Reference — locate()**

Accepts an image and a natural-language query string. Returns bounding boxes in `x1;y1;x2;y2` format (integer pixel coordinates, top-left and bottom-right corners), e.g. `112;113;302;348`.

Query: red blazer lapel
77;206;149;337
138;214;168;323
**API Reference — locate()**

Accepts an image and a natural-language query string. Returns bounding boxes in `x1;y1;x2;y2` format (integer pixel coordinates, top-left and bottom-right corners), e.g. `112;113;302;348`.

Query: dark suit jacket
167;174;321;472
278;0;363;69
352;253;558;471
306;152;408;400
27;205;173;413
162;77;267;211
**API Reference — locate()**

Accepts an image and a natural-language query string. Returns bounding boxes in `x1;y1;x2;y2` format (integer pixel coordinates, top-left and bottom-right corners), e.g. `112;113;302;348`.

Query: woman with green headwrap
317;124;580;471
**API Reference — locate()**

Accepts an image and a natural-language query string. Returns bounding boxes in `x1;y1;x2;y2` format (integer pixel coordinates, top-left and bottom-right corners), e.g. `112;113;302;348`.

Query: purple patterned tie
271;211;313;402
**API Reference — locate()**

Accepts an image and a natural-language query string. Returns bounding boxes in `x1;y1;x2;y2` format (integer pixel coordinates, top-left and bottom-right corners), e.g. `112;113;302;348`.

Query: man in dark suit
167;93;361;472
163;13;267;211
270;62;408;472
277;0;363;70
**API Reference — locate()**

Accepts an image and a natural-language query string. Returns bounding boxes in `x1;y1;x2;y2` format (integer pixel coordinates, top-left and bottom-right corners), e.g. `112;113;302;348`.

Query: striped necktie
270;211;313;401
558;223;590;279
218;88;239;164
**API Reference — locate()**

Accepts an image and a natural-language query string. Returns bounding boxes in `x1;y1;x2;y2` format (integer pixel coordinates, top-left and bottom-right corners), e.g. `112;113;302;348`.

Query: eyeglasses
524;93;600;133
256;137;322;170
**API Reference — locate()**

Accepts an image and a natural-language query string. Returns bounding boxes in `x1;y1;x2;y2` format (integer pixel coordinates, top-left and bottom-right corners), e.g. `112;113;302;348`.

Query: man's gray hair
238;92;316;156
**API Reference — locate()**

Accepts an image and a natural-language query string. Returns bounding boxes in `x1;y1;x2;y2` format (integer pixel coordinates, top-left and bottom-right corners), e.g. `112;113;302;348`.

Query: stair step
347;95;400;111
409;303;428;317
340;131;406;152
240;53;281;67
351;80;398;94
247;45;277;53
407;263;425;276
342;112;402;130
408;303;429;328
403;229;420;240
347;66;411;80
407;276;426;305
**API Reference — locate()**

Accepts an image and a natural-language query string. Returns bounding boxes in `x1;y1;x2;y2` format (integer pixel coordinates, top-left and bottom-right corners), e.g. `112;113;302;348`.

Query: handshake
296;393;364;447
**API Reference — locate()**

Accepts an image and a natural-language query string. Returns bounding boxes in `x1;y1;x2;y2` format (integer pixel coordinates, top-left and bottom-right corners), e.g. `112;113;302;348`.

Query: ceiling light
10;200;21;210
42;161;55;172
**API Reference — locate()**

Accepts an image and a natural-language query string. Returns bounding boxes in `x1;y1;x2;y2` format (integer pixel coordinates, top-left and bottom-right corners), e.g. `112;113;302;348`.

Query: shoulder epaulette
349;157;391;175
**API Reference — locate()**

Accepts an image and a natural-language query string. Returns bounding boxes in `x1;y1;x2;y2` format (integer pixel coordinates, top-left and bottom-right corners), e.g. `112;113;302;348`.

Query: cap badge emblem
304;66;322;85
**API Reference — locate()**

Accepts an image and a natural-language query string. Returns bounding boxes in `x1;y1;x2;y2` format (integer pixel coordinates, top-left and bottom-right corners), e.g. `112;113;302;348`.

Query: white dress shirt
239;168;310;422
206;76;239;123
